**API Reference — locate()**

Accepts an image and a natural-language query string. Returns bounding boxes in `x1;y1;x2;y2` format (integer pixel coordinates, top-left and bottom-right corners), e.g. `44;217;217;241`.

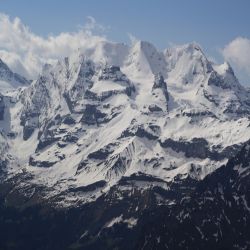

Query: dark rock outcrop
23;125;36;141
36;137;59;151
152;73;169;101
148;104;163;112
68;180;107;193
88;147;114;161
62;133;78;143
120;124;159;140
0;94;5;120
99;65;128;82
29;156;57;168
160;137;242;160
80;104;107;125
62;115;76;125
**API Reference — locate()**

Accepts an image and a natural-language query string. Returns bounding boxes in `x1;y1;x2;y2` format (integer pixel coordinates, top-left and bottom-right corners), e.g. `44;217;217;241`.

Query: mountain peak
185;42;203;52
0;58;29;93
213;61;234;76
0;58;15;78
211;61;242;90
165;42;204;57
0;58;9;69
164;42;213;85
125;40;167;77
77;40;129;67
133;40;156;50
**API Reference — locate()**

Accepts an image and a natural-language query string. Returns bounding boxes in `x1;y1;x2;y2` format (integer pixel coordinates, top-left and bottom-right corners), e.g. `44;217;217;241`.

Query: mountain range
0;40;250;250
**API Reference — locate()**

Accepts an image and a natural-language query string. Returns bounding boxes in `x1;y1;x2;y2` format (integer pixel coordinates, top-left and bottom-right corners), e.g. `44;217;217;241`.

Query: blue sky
0;0;250;84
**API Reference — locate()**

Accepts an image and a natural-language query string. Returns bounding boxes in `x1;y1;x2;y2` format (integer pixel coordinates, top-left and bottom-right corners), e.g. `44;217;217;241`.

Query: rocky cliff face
0;94;5;120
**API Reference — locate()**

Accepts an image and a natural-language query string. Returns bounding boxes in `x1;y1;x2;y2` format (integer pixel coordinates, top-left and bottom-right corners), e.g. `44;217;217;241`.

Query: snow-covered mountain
0;40;250;207
1;39;250;249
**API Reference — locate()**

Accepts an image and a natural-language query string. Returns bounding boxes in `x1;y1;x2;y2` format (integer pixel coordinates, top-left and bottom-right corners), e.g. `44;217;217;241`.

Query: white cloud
83;16;109;33
127;33;139;46
0;13;107;79
222;37;250;76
